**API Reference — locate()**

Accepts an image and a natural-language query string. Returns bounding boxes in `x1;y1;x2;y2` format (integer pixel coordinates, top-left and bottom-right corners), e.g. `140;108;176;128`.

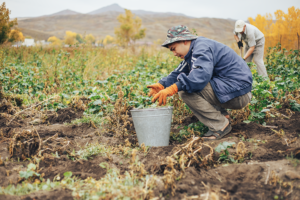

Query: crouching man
147;25;253;140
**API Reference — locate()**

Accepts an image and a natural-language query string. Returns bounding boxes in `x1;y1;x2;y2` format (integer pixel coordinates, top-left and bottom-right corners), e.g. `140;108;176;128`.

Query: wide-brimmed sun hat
161;25;198;48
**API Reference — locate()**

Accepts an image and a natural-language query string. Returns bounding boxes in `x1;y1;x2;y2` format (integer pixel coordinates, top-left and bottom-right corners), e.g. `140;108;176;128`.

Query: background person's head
162;25;198;59
235;20;246;34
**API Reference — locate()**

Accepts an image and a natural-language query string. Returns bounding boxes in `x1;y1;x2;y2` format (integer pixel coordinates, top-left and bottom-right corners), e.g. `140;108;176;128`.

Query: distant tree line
48;9;146;47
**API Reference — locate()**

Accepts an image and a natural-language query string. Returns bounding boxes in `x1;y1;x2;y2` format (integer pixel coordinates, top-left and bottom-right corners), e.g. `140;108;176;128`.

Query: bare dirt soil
0;105;300;200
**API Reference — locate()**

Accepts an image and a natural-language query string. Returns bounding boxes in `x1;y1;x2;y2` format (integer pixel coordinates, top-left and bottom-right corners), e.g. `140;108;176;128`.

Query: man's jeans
178;82;251;131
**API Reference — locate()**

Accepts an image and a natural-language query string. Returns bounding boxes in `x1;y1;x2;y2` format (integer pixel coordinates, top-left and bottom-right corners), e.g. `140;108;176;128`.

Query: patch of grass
69;143;111;160
286;153;300;169
171;121;208;142
246;138;267;144
68;142;143;161
66;114;105;127
1;162;156;199
65;114;106;128
0;180;60;196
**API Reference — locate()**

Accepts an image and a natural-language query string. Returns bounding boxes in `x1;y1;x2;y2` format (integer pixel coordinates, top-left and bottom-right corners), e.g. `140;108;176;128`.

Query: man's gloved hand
152;84;178;106
147;83;164;97
237;41;243;49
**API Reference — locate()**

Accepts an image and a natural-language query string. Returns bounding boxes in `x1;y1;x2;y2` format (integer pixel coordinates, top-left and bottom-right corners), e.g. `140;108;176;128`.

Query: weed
235;142;247;162
172;93;193;124
171;122;208;142
272;129;285;138
105;86;132;138
67;113;104;127
75;142;111;160
19;163;40;181
215;142;236;163
286;153;300;169
163;156;177;196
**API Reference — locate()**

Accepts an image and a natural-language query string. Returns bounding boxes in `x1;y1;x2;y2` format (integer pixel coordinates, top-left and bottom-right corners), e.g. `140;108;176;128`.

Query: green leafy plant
215;141;236;153
215;141;236;163
19;163;40;179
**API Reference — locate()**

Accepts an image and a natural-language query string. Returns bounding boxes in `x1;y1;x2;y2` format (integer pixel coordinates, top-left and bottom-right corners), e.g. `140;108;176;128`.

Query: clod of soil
39;155;107;181
46;108;83;124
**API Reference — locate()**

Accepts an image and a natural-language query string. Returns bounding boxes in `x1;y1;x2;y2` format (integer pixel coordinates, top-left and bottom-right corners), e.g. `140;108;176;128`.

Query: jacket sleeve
158;60;190;88
176;44;214;93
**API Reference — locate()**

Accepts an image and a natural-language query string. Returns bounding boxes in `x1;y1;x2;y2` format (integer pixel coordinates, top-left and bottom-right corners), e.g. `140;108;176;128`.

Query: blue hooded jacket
159;37;253;104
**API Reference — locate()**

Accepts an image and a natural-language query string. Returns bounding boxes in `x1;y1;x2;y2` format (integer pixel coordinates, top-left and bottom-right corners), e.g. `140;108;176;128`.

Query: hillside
16;3;236;44
18;13;235;44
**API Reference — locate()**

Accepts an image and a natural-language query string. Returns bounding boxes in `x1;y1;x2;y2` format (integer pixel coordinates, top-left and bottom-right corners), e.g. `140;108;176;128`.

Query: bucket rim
130;106;173;112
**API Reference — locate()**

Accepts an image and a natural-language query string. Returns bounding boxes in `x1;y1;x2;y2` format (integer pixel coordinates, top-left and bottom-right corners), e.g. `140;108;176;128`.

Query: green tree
76;34;84;43
0;2;18;44
114;9;146;47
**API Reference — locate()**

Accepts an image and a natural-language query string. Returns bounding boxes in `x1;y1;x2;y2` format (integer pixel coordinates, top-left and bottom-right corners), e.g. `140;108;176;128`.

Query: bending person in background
147;25;253;140
234;20;268;77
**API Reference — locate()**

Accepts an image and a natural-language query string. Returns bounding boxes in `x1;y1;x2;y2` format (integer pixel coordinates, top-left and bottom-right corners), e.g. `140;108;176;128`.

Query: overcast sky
6;0;300;20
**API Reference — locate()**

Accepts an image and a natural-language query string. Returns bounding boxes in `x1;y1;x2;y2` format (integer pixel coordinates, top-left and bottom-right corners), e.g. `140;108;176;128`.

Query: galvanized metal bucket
130;107;173;147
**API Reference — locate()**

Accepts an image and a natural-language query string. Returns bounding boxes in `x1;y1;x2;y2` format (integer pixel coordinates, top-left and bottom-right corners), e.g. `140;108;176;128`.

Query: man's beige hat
235;20;246;32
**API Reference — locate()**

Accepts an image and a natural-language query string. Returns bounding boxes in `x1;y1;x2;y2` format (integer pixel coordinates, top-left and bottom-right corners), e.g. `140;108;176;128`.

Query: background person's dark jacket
159;37;253;104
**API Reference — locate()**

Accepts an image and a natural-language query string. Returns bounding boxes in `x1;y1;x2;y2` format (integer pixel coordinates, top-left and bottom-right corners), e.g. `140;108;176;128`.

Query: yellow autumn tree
8;29;24;42
248;6;300;51
248;13;273;36
48;36;62;46
103;35;114;45
85;34;95;44
0;2;18;44
114;9;146;46
64;31;77;46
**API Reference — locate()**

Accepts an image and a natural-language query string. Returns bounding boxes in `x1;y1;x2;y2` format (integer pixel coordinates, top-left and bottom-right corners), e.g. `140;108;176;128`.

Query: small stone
190;180;195;185
285;171;300;180
29;119;42;125
156;178;164;191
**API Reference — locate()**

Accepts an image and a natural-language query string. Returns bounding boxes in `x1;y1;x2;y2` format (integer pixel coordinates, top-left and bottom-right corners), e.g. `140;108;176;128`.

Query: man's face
168;41;190;59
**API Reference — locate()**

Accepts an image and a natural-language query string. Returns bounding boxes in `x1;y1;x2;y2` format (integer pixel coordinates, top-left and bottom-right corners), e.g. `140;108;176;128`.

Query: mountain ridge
17;3;192;18
88;3;124;15
50;9;81;16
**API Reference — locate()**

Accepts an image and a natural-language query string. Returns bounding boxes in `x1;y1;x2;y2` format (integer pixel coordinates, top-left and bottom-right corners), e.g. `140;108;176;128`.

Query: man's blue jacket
159;37;253;104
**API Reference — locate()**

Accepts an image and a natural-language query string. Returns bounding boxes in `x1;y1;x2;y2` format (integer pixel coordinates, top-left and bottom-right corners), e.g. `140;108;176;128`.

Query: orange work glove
152;84;178;106
147;83;164;97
